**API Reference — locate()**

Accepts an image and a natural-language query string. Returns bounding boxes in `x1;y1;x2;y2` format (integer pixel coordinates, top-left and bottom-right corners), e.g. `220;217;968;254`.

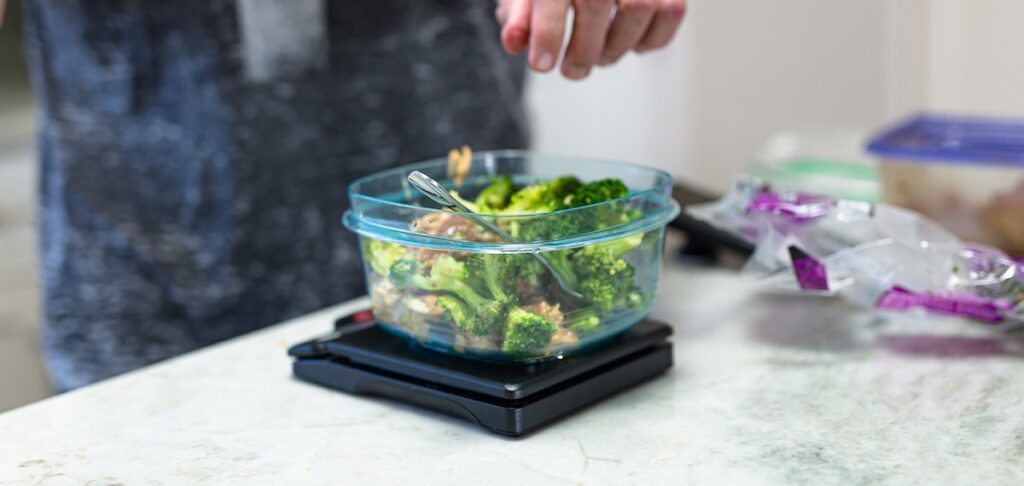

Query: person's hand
496;0;686;80
0;0;7;28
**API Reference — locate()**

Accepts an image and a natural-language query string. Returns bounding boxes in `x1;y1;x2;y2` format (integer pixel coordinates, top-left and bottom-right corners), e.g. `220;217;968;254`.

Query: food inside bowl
362;174;659;359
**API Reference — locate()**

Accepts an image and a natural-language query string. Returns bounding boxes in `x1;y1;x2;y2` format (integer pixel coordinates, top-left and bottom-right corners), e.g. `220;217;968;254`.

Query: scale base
289;315;673;437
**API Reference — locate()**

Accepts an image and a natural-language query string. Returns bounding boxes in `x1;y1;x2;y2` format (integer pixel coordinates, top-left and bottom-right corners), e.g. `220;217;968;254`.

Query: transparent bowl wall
343;151;679;362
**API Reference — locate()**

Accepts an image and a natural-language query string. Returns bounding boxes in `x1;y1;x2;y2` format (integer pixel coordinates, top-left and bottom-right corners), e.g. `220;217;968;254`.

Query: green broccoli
449;190;481;213
517;255;545;288
389;256;507;336
435;294;473;330
562;178;633;234
625;289;650;310
565;178;629;208
510;177;630;241
502;185;555;214
498;175;633;241
571;234;644;310
545;176;584;209
538;249;578;288
474;175;516;212
513;211;581;241
566;308;602;336
502;176;583;214
502;308;557;354
463;253;533;302
507;177;583;240
386;258;421;288
435;294;504;335
576;233;644;263
364;239;408;276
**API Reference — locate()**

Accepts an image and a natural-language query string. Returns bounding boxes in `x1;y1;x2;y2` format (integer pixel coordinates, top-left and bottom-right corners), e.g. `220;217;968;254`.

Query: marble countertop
4;264;1024;485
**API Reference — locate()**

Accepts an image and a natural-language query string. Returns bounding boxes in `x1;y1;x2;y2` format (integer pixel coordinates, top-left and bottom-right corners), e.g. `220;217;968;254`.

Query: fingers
528;0;571;72
498;0;532;55
635;0;687;52
510;0;686;78
561;0;616;80
599;0;656;66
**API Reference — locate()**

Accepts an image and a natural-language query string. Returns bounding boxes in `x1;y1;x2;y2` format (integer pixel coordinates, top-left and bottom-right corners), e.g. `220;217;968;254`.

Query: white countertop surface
4;263;1024;485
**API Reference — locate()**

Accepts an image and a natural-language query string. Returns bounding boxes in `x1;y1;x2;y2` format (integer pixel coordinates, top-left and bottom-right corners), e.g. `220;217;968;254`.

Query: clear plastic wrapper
689;179;1024;329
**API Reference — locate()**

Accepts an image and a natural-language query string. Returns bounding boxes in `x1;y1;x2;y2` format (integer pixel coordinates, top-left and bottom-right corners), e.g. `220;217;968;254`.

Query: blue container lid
866;113;1024;167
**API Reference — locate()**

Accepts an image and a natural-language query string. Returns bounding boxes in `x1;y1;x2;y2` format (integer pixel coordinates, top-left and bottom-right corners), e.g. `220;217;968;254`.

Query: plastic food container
343;151;680;362
867;114;1024;254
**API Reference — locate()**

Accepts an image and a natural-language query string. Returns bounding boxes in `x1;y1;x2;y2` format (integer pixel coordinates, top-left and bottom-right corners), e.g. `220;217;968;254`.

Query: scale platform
288;310;673;437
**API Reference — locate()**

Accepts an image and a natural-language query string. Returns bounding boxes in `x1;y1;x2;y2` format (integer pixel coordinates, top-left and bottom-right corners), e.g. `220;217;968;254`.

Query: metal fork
406;170;584;299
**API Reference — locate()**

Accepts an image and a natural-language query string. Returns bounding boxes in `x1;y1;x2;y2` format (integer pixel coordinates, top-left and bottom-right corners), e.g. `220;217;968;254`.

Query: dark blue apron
23;0;528;390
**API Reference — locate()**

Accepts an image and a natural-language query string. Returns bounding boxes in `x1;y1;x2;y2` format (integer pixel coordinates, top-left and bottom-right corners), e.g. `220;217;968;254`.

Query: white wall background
923;0;1024;115
527;0;892;192
527;0;1024;192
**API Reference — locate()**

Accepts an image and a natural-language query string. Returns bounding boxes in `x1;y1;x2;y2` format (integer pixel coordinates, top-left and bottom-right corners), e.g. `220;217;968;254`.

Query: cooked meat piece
523;300;564;326
419;294;444;318
412;212;477;238
454;334;500;353
549;328;579;346
410;212;502;243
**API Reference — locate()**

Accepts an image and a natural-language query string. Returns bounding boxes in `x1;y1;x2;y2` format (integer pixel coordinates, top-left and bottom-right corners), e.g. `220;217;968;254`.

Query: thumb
498;0;531;55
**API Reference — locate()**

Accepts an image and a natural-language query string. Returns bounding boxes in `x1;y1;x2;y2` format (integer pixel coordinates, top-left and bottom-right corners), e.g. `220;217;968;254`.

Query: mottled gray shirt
23;0;528;391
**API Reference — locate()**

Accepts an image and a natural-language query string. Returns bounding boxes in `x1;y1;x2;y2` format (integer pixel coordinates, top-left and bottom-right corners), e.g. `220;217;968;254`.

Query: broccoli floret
448;190;481;213
563;178;633;234
539;249;578;288
474;175;516;212
364;239;408;276
436;294;506;336
500;176;626;215
576;233;644;262
464;252;536;302
391;256;487;305
464;253;504;300
545;176;584;209
518;256;545;285
389;256;507;335
514;212;581;241
565;178;629;208
472;301;509;336
571;234;644;310
577;279;627;311
502;176;583;214
567;309;602;336
386;258;422;289
509;178;583;240
502;308;557;354
625;289;650;310
436;294;473;329
503;185;555;214
500;175;631;241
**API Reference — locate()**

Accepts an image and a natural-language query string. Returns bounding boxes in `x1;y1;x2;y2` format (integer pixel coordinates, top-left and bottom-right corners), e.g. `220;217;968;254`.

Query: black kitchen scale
288;309;673;437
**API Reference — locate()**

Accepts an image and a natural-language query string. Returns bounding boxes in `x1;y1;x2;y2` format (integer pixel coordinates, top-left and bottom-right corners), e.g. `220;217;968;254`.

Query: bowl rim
343;150;679;250
343;201;679;252
346;149;675;216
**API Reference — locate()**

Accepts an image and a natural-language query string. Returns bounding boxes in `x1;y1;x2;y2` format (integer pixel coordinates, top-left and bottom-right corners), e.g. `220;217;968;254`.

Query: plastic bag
689;179;1024;329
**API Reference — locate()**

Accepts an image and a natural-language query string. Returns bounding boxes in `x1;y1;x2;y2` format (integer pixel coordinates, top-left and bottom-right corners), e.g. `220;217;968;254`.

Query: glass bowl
342;151;679;362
